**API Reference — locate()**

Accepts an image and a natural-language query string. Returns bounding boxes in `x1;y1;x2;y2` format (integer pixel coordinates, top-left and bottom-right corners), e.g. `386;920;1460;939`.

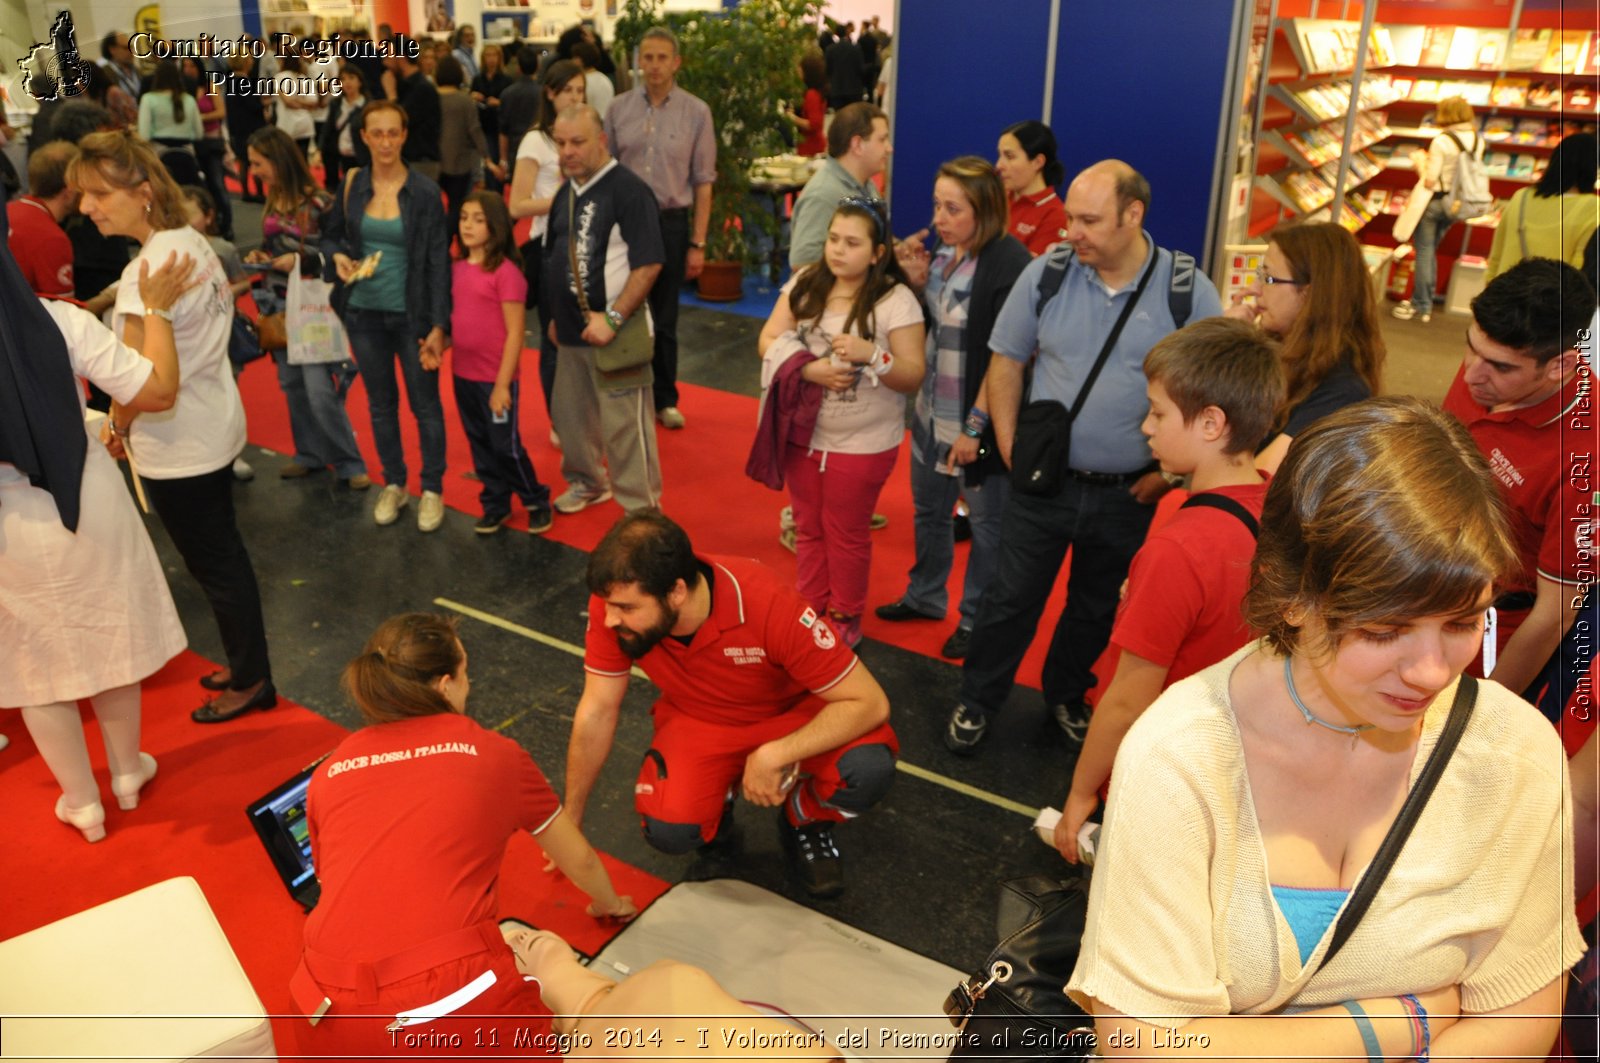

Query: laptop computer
245;755;329;912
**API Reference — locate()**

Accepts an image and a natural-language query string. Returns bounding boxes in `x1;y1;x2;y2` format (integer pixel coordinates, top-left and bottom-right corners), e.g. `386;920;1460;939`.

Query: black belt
1065;467;1147;487
660;206;690;217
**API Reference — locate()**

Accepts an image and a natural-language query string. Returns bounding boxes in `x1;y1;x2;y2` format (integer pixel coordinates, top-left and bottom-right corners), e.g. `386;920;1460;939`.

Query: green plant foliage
611;0;822;265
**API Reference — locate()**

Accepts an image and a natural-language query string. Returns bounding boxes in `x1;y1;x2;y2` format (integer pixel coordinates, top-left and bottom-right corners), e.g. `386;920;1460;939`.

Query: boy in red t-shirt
1053;317;1285;862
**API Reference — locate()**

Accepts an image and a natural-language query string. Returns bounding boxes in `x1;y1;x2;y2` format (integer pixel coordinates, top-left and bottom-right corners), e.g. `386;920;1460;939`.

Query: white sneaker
657;406;686;429
232;456;255;481
1391;302;1417;321
417;490;445;532
554;485;613;514
374;484;409;525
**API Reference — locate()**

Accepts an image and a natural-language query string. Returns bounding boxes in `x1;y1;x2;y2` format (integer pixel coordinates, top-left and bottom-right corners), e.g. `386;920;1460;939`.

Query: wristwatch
688;241;705;250
604;307;625;330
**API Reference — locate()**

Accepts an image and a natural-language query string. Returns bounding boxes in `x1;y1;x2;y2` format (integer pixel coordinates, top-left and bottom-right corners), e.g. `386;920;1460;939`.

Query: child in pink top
450;191;551;533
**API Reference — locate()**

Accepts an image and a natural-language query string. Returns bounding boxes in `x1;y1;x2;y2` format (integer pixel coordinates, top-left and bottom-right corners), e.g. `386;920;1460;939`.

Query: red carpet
237;354;1161;690
0;651;667;1046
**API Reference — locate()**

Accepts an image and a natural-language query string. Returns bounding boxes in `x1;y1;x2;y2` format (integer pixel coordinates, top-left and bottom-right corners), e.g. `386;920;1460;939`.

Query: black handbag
942;675;1480;1060
1009;250;1155;497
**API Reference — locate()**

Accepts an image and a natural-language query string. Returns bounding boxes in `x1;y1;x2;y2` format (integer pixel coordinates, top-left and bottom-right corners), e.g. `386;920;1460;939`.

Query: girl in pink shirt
450;191;551;533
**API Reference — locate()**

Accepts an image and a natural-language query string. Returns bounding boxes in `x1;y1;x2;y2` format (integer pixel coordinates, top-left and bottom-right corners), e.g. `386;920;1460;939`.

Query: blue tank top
348;212;408;312
1270;885;1349;966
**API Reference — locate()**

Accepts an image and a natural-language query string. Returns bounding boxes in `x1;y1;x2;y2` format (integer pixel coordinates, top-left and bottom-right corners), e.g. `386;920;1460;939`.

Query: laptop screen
246;755;328;905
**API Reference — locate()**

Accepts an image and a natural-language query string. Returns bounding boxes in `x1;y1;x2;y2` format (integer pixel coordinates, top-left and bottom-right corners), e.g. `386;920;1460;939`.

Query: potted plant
613;0;821;300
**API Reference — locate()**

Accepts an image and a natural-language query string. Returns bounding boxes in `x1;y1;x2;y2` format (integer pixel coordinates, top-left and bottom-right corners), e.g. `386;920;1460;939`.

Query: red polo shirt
1443;363;1596;642
6;196;73;298
1008;188;1067;257
1112;481;1269;684
585;555;859;727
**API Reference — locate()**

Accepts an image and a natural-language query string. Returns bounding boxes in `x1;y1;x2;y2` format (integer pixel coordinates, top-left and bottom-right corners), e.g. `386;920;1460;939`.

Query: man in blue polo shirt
944;160;1222;755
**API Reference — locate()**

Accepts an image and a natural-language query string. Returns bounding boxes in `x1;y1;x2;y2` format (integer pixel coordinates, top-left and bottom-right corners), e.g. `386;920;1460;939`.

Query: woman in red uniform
995;120;1066;256
288;613;635;1055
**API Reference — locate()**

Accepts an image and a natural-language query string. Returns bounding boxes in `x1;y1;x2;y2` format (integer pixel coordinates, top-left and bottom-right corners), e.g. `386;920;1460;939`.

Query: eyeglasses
1256;269;1304;287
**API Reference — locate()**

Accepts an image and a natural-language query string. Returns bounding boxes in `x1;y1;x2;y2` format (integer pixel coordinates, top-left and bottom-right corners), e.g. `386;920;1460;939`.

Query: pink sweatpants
784;444;899;621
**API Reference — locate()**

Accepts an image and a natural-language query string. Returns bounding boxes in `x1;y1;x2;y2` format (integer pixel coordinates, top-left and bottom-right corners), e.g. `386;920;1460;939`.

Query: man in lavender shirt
604;26;715;431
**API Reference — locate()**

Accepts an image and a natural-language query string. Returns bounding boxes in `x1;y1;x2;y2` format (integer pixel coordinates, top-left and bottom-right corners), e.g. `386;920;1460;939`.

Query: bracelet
1399;994;1429;1062
868;346;894;378
1340;1001;1381;1063
603;307;625;330
142;307;173;322
963;407;990;438
111;421;131;438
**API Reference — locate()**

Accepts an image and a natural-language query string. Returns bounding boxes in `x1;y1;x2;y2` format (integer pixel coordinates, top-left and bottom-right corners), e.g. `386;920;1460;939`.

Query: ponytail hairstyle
151;59;187;125
341;613;464;725
787;196;910;340
1002;119;1065;189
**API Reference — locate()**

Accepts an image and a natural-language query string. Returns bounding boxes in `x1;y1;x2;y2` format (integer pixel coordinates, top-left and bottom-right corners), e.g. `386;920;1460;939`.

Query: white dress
0;300;187;707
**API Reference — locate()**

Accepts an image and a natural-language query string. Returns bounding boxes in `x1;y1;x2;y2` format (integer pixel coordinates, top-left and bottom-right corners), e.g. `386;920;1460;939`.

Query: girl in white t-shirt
508;59;587;417
757;199;925;647
70;130;276;726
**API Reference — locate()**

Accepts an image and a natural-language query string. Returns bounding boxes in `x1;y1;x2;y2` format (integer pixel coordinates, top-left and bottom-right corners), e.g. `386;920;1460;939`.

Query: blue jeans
1410;196;1455;314
959;477;1156;714
271;349;366;478
901;450;1009;628
343;307;447;493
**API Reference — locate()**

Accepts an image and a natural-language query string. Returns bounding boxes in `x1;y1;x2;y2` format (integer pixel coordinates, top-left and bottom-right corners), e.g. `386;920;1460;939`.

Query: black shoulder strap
1034;244;1075;312
1066;249;1158;423
1319;675;1479;969
1179;492;1259;538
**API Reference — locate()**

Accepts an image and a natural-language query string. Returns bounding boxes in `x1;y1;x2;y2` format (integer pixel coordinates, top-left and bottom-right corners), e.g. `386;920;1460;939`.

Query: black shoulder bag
942;675;1479;1062
1010;250;1157;497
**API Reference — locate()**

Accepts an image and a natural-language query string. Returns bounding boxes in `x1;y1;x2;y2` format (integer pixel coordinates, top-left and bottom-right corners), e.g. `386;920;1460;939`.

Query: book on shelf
1411;79;1441;102
1302;27;1348;73
1541;30;1590;75
1508;29;1552;71
1445;27;1481;70
1512;119;1546;145
1508;154;1536;178
1369;27;1395;67
1568;84;1598;113
1390;76;1415;98
1481;116;1514;141
1484;151;1512;176
1491;77;1529;108
1448;79;1493;107
1474;32;1507;71
1420;26;1454;67
1527;81;1562;109
1587;34;1600;77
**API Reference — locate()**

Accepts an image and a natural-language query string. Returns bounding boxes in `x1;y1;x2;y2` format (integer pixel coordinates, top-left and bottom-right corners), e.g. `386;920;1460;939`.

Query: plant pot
696;260;744;302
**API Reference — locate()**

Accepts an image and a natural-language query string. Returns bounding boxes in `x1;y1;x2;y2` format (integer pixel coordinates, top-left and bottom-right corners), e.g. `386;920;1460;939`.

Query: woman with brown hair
1227;221;1384;473
70;129;275;724
245;125;369;488
1069;397;1579;1059
289;612;634;1053
788;49;827;157
876;156;1030;660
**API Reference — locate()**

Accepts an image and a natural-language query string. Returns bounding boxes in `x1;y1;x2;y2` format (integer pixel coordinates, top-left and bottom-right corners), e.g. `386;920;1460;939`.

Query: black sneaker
944;703;988;754
526;505;554;535
1053;700;1091;749
940;626;972;659
474;512;510;535
778;814;844;898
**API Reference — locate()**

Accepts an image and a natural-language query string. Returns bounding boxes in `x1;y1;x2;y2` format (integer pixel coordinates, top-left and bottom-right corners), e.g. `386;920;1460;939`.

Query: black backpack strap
1179;492;1259;538
1034;245;1075;314
1168;249;1195;328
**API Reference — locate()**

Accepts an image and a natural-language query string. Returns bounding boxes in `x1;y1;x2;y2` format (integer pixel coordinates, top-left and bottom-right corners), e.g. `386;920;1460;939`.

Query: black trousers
958;477;1156;715
143;466;272;690
452;376;550;517
646;207;689;411
520;234;559;414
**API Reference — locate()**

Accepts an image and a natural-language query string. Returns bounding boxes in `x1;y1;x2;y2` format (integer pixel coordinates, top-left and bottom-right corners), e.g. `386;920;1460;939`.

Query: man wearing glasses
1441;257;1597;707
788;101;890;271
944;160;1223;755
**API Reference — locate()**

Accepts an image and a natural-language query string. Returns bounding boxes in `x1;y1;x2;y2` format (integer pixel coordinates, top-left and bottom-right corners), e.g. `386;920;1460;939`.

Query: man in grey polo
788;102;890;270
944;160;1223;755
604;26;715;431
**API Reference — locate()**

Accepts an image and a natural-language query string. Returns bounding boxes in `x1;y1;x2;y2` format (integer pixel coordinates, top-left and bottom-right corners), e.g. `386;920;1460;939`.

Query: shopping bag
286;269;352;365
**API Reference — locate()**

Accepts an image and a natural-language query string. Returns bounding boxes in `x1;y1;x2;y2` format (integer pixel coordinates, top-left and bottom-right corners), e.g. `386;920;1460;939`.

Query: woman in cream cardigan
1069;397;1579;1059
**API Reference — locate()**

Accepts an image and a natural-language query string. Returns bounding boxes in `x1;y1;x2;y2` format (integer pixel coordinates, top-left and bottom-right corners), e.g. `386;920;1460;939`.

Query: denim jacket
320;167;452;341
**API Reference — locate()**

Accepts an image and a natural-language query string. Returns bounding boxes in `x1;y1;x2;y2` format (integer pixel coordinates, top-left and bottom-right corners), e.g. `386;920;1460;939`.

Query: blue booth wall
892;0;1239;265
889;0;1056;242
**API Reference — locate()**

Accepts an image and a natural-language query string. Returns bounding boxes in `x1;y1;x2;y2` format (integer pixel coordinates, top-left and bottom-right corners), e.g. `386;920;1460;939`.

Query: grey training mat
589;879;967;1058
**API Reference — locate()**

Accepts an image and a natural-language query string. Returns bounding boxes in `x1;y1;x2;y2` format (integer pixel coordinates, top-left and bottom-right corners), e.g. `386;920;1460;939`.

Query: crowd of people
1;12;1595;1060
